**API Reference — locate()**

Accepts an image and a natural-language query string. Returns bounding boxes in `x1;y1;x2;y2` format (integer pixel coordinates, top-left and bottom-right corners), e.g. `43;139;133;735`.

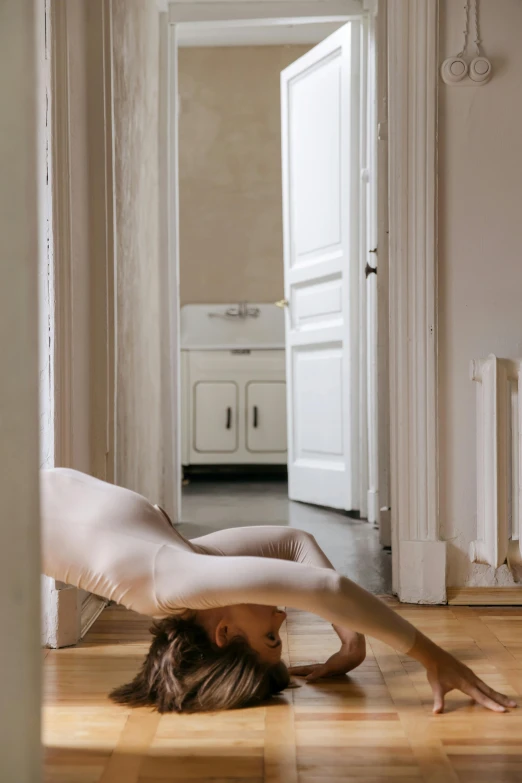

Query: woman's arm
154;545;516;712
156;545;414;652
189;526;365;672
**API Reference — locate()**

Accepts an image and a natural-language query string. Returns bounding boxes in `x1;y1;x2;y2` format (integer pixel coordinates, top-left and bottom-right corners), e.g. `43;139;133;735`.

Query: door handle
226;407;232;429
253;406;259;428
275;298;289;308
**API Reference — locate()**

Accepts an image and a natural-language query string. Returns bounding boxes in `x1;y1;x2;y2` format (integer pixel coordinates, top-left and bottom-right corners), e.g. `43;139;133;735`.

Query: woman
41;468;516;715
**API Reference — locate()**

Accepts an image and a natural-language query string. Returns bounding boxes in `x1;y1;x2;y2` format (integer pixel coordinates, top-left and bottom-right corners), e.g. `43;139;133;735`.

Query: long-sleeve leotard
41;468;416;653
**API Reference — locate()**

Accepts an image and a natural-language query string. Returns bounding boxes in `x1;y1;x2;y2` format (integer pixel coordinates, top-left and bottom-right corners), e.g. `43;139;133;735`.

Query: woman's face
217;605;287;664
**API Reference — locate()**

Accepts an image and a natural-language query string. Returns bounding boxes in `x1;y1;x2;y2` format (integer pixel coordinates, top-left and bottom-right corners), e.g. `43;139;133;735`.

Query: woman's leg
189;525;333;569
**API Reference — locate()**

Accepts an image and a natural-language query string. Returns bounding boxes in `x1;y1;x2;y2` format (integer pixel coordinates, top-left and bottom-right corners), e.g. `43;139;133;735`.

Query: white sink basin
180;303;285;350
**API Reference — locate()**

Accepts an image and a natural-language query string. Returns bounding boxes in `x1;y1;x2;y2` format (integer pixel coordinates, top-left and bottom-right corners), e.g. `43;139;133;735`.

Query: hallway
180;479;391;594
43;484;522;783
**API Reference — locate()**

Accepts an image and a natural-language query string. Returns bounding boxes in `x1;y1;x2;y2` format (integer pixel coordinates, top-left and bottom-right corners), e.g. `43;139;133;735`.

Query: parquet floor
43;600;522;783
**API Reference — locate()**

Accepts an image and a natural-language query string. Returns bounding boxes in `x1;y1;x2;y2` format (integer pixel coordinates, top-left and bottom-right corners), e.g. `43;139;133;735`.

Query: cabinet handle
253;406;259;428
226;407;232;429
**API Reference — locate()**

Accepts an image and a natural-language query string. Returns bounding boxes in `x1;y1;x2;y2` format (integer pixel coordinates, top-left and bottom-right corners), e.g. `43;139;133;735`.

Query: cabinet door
193;382;238;453
246;382;287;453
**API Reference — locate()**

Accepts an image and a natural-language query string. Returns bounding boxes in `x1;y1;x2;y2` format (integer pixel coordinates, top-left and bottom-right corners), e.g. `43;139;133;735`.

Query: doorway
166;4;388;587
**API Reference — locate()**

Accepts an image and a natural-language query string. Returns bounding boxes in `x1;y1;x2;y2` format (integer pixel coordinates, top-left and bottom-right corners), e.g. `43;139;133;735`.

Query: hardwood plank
370;640;460;783
99;710;161;783
263;606;298;783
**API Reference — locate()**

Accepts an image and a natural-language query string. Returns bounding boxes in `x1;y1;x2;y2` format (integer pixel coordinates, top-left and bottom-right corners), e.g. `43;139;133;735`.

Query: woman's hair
109;615;290;714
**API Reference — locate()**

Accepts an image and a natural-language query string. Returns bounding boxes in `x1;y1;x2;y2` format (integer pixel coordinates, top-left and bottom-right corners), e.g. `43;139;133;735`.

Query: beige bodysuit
41;468;416;653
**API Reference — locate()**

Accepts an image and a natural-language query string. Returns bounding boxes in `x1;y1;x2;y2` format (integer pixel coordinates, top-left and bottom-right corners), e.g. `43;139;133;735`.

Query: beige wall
438;0;522;586
178;45;309;306
0;1;42;778
112;0;163;501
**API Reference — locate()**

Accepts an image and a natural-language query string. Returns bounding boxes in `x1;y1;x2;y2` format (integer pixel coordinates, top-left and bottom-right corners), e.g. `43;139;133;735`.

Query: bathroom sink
180;303;285;351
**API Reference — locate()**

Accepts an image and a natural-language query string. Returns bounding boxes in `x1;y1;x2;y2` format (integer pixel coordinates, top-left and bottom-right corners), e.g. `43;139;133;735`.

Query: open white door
281;22;361;512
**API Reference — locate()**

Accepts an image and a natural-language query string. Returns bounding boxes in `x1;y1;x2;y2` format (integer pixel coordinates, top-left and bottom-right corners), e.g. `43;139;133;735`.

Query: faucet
208;302;260;319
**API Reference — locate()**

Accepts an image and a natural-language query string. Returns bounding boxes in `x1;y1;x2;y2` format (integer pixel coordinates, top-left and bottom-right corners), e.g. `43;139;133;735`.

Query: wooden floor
43;601;522;783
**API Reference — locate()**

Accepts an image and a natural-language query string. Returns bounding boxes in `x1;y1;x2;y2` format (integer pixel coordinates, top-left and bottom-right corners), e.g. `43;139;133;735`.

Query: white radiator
470;355;522;568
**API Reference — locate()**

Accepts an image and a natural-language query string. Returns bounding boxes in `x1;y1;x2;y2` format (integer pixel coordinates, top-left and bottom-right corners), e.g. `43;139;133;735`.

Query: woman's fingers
457;674;509;712
431;682;445;714
288;664;329;681
305;666;328;682
470;685;507;713
288;665;317;676
428;658;516;714
476;680;517;709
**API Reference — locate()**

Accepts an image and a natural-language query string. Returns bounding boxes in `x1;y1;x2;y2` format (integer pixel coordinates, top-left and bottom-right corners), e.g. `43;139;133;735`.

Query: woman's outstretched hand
289;633;366;681
410;631;517;714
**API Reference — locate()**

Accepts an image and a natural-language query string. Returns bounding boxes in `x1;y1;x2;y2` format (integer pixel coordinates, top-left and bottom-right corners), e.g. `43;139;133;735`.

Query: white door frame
163;0;364;526
388;0;445;603
43;0;113;648
164;0;444;603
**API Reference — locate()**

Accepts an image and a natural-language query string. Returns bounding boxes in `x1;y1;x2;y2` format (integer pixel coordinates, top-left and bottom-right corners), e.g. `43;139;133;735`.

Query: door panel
193;381;238;453
292;276;343;330
281;22;361;510
293;347;343;461
246;382;287;454
291;56;342;259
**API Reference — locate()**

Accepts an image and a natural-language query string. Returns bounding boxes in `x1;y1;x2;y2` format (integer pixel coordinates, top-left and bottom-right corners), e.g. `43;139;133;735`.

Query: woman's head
109;611;289;714
198;604;288;665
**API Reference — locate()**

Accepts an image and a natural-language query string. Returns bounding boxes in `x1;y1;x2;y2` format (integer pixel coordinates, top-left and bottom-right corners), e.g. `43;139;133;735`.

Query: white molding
42;582;80;649
167;22;183;521
51;0;74;470
177;19;345;47
159;9;179;519
358;16;369;520
48;0;83;645
388;0;445;602
399;541;447;604
86;0;116;484
376;0;391;545
80;594;108;638
169;0;362;24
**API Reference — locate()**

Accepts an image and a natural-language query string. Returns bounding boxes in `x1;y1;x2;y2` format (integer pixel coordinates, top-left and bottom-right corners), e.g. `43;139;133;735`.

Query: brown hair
109;615;290;713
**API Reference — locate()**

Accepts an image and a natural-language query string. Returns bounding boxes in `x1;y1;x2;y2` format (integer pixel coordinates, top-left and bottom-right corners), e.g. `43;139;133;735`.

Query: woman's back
40;468;191;614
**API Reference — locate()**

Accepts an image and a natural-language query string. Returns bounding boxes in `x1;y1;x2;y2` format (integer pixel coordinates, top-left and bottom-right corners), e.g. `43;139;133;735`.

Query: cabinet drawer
193;382;238;453
246;382;287;453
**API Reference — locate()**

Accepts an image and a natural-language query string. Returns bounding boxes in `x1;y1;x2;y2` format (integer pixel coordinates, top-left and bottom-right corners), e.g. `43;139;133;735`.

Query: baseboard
398;541;447;604
447;587;522;605
80;594;108;638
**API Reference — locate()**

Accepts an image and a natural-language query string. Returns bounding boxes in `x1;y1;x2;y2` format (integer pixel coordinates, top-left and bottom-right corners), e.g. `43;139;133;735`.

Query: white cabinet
182;350;287;466
246;382;287;454
193;382;238;453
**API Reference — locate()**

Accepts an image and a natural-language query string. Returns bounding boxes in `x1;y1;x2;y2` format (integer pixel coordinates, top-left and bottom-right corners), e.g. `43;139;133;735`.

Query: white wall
438;0;522;586
0;1;42;779
178;45;309;306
